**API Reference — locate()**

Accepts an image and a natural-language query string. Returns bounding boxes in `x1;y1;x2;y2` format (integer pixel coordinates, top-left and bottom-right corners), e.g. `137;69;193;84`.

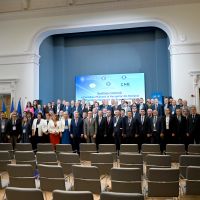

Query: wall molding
0;0;199;21
28;18;177;55
0;79;18;103
169;42;200;55
0;1;145;21
0;53;40;65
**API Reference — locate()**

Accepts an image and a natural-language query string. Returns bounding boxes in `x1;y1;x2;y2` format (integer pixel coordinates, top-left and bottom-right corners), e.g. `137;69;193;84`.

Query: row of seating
1;143;200;163
4;163;200;197
1;148;200;198
6;188;144;200
1;150;200;177
1;143;200;156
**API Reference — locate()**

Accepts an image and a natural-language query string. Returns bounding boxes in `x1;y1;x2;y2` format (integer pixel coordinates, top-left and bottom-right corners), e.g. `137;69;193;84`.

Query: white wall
0;2;200;109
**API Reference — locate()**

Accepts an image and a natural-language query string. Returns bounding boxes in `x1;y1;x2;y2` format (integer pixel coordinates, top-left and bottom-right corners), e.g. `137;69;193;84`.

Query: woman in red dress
48;114;61;149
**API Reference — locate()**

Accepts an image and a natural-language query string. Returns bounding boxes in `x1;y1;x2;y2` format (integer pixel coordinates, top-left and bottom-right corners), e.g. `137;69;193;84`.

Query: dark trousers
9;135;19;149
72;136;81;154
96;134;104;150
135;134;144;152
31;136;43;150
114;134;121;151
126;136;134;144
194;134;200;144
42;133;50;143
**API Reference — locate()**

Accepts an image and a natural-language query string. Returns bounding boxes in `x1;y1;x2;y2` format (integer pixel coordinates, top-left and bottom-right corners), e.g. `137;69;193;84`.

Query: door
0;94;11;118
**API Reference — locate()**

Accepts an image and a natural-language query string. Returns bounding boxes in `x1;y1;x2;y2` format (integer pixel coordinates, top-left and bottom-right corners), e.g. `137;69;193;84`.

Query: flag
17;98;22;117
10;98;14;113
1;99;6;113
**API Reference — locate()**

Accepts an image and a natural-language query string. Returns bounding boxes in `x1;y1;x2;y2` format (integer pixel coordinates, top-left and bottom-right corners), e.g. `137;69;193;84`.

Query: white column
189;71;200;112
0;53;40;103
169;42;200;109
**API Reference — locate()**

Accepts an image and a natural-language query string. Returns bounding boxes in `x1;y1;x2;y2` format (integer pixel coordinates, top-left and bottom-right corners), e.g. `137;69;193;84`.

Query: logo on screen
101;76;106;80
121;75;127;79
121;82;130;86
89;83;96;88
106;82;111;86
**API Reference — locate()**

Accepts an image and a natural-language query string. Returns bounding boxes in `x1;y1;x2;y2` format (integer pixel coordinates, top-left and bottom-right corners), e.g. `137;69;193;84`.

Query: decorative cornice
0;79;18;95
29;18;177;54
189;71;200;76
0;53;40;65
169;42;200;55
0;78;18;83
0;0;199;21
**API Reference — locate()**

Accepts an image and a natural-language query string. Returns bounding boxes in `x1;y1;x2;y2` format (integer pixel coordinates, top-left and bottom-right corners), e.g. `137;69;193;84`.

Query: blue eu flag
17;98;22;117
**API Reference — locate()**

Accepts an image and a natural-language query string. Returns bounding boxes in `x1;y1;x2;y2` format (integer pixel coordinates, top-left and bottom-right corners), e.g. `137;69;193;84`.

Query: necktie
116;117;118;124
154;116;156;124
192;115;195;123
99;118;101;125
153;116;157;130
128;118;131;126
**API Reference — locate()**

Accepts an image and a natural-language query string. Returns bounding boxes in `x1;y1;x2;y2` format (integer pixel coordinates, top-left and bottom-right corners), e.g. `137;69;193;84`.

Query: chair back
6;187;44;200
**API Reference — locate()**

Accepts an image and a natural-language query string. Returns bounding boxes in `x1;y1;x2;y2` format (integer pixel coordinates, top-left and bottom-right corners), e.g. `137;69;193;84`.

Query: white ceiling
0;0;199;13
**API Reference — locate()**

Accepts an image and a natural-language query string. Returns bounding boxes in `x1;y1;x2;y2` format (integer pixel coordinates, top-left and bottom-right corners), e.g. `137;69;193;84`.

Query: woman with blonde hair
61;111;71;144
48;114;62;148
21;116;31;143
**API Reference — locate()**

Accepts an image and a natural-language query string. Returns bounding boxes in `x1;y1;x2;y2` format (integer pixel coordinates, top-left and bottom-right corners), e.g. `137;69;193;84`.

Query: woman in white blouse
32;112;45;150
48;114;62;149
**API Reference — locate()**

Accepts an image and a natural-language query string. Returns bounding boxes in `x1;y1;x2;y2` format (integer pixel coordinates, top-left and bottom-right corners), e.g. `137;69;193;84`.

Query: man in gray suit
84;111;97;143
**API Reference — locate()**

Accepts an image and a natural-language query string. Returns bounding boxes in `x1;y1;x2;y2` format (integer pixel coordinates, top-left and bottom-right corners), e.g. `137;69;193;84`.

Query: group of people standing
0;97;199;153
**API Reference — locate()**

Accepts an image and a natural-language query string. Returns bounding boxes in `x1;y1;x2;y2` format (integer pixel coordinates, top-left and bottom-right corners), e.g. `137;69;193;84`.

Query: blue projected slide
75;73;145;101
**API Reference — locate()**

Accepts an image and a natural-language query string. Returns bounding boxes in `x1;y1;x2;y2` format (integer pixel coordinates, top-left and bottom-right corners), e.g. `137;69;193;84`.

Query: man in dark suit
136;98;147;112
117;99;125;111
113;110;123;152
69;100;76;118
132;106;140;119
149;110;162;144
111;100;119;117
173;108;187;145
96;110;106;149
105;110;114;144
55;99;64;115
188;106;200;144
0;112;9;143
151;98;163;116
147;108;153;119
120;109;128;144
51;101;57;114
163;97;169;114
70;111;83;154
101;99;112;111
7;111;22;149
123;111;137;144
74;101;82;116
169;100;180;115
63;101;70;113
160;108;175;152
136;109;150;148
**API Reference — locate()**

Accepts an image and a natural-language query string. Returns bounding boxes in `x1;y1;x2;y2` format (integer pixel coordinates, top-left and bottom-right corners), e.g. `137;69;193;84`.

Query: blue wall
39;27;170;103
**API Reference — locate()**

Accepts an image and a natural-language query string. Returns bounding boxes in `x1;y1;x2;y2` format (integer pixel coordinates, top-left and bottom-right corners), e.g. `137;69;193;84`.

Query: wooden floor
0;162;200;200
